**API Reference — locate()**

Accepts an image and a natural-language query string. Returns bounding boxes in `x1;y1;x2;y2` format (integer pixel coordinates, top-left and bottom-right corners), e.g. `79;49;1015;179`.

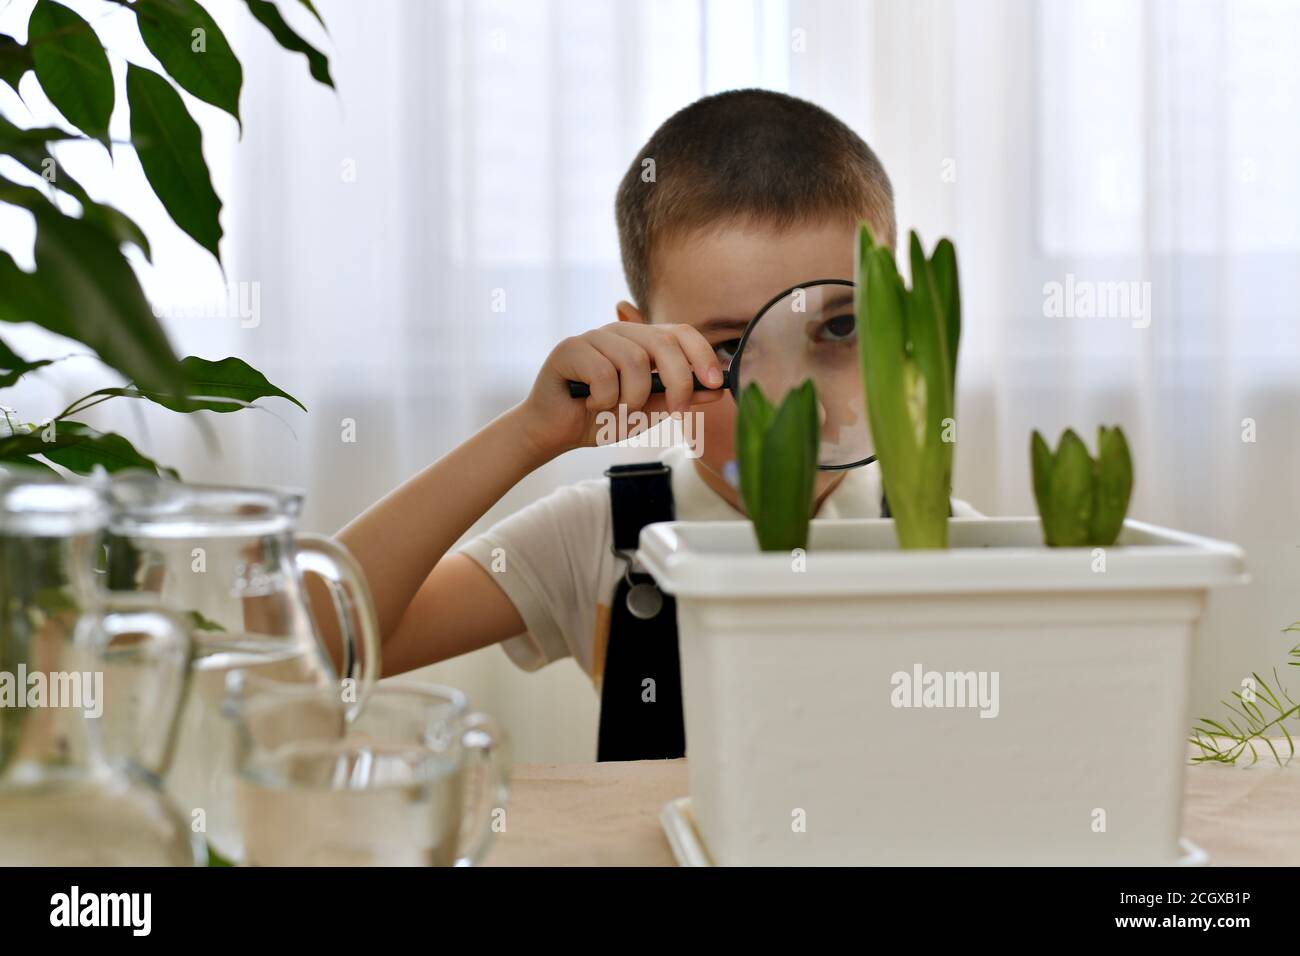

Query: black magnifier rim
725;278;875;471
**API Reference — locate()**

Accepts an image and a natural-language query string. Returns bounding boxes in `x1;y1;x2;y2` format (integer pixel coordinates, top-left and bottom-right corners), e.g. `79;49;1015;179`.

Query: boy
336;89;975;757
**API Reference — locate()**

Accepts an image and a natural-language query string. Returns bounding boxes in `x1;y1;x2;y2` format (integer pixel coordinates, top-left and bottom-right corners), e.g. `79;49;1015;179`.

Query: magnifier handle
567;372;713;399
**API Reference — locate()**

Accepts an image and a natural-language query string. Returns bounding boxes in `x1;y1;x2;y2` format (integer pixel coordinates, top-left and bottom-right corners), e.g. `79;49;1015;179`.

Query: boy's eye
816;314;856;343
713;338;741;366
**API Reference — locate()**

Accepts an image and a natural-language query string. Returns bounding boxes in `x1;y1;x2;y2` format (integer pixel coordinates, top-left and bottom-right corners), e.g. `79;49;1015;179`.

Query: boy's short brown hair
615;88;896;311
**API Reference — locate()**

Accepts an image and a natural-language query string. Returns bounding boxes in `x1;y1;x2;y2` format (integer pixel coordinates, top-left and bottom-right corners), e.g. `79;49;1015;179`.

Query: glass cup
103;474;382;861
227;677;510;866
0;476;201;866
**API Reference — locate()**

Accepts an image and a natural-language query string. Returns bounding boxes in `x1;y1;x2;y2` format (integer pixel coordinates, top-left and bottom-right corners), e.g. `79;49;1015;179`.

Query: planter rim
636;517;1246;598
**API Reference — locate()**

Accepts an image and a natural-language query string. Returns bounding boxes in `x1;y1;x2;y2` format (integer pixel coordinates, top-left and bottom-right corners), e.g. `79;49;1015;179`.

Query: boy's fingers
609;324;694;411
558;339;620;410
669;325;725;388
648;340;694;411
587;329;653;410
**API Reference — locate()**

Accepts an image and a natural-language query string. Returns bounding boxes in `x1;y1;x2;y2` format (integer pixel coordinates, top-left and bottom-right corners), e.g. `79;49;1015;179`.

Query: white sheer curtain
3;0;1297;760
853;0;1300;722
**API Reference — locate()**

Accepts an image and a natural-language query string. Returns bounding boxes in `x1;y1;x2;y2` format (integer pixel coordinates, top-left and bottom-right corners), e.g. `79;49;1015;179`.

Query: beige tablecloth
485;758;1300;866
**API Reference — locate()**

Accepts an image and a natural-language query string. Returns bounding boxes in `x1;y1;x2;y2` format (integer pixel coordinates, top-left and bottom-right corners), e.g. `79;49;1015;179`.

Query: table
485;757;1300;866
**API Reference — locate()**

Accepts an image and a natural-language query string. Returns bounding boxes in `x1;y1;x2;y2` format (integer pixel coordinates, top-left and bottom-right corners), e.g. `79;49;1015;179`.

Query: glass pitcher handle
91;598;194;781
293;533;382;719
455;712;511;867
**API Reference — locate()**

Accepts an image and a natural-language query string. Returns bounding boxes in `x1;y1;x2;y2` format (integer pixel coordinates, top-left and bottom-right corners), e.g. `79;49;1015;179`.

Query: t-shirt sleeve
459;479;608;673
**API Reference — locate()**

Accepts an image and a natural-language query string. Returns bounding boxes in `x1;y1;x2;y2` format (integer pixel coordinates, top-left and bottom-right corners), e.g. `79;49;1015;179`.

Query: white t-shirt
460;446;979;685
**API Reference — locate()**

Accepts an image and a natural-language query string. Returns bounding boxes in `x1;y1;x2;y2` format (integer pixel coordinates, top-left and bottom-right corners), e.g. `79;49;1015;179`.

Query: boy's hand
516;322;726;457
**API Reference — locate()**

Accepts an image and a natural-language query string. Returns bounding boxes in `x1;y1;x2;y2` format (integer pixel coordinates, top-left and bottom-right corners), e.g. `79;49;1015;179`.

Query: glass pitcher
226;675;510;866
0;476;201;866
102;474;382;862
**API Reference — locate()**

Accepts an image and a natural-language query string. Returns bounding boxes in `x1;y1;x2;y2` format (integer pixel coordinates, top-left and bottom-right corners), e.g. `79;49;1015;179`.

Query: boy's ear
616;300;646;325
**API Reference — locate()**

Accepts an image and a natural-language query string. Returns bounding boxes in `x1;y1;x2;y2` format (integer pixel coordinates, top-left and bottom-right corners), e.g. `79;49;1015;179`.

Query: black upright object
596;462;686;762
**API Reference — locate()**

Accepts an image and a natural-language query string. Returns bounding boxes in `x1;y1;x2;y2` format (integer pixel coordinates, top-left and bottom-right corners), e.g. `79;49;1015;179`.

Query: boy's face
617;217;863;505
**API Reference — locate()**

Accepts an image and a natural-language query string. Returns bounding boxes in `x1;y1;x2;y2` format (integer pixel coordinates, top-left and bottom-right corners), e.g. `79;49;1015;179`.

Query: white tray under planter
637;517;1246;866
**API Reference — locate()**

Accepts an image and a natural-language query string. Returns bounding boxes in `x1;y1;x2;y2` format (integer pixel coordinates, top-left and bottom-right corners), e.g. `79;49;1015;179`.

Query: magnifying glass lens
734;282;873;469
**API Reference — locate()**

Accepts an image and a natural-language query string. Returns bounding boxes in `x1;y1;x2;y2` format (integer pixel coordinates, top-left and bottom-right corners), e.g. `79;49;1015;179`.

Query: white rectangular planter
637;518;1246;866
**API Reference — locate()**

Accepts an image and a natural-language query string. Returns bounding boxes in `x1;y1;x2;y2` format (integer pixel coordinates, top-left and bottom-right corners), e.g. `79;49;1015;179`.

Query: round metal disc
625;582;664;620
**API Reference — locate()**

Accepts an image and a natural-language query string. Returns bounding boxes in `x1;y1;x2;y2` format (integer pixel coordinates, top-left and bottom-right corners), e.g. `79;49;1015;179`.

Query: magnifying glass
567;279;873;469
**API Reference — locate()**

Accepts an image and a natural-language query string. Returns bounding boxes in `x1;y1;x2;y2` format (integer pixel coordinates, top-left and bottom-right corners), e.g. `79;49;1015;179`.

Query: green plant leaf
1029;430;1054;541
908;232;951;410
735;381;818;552
189;609;225;632
50;421;174;476
0;34;34;95
755;380;818;552
63;355;307;415
0;179;184;394
0;339;54;388
0;115;82;169
134;0;243;127
857;227;910;474
0;115;152;260
0;420;177;478
858;225;956;549
126;64;223;259
1044;429;1093;547
736;382;774;524
1090;425;1133;546
206;842;234;866
929;238;960;389
79;201;153;262
298;0;328;32
27;0;114;150
1190;650;1300;767
43;421;178;477
1031;426;1135;548
242;0;333;88
907;233;955;545
0;247;63;327
152;355;306;412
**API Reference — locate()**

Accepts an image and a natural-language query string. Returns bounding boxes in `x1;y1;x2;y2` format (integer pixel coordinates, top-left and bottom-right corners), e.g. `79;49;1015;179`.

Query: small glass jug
226;676;510;866
103;474;382;862
0;476;201;866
